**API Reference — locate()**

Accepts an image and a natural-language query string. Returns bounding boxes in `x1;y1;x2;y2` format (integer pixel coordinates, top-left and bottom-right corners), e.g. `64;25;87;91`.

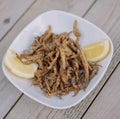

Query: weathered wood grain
4;0;120;119
60;0;120;118
0;78;21;119
0;0;95;118
83;63;120;119
0;0;36;41
0;0;95;82
0;0;36;118
61;46;120;119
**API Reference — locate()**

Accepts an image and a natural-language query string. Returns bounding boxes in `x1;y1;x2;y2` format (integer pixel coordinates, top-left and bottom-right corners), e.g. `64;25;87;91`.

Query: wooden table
0;0;120;119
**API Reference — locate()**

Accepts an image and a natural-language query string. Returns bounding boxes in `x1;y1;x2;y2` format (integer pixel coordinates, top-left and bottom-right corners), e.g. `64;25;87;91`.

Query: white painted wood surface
83;64;120;119
0;0;95;118
0;0;36;118
0;0;96;81
0;0;36;41
0;0;120;118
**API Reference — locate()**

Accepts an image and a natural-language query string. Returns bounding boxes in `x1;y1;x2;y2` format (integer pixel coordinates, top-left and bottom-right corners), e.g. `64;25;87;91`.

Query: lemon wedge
83;39;110;62
4;50;38;78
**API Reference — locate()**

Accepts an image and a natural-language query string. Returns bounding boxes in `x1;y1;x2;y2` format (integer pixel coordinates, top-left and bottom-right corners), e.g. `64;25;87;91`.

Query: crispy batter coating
19;20;99;98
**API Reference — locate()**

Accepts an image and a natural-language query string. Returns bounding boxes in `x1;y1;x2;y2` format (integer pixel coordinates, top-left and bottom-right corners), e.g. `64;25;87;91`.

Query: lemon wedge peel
4;39;110;78
83;39;110;62
4;50;38;79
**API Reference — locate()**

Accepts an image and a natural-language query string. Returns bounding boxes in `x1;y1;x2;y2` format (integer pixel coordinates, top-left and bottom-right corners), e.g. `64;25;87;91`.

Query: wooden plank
0;0;36;41
59;0;120;118
0;0;36;118
83;63;120;119
0;78;21;119
0;0;95;81
57;0;120;118
4;0;120;119
85;0;120;51
0;0;95;118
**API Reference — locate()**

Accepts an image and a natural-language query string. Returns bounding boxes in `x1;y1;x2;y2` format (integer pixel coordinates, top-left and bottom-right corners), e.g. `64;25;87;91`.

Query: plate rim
2;10;114;109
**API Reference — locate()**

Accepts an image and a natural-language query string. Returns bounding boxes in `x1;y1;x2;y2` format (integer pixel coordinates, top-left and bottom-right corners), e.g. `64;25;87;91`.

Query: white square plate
2;10;113;109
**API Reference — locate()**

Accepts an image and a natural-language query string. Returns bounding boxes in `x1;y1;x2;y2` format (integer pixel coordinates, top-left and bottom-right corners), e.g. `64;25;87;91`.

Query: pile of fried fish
18;20;99;98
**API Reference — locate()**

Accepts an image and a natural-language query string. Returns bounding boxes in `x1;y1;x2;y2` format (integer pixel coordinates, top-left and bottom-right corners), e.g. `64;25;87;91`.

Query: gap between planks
0;0;97;42
82;0;97;17
3;94;23;119
1;0;120;118
81;62;120;118
0;0;97;80
2;0;120;117
0;0;37;42
82;63;120;119
53;0;120;118
0;0;97;118
71;47;120;119
82;44;120;118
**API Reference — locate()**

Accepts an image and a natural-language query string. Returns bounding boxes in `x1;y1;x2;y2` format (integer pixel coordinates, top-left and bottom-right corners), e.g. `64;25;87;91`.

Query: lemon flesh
4;50;37;78
83;39;110;62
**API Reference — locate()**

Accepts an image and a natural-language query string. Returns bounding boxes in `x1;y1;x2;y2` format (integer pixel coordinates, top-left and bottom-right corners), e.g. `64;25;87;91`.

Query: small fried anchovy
47;51;59;70
73;20;81;37
18;20;99;98
60;48;66;69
